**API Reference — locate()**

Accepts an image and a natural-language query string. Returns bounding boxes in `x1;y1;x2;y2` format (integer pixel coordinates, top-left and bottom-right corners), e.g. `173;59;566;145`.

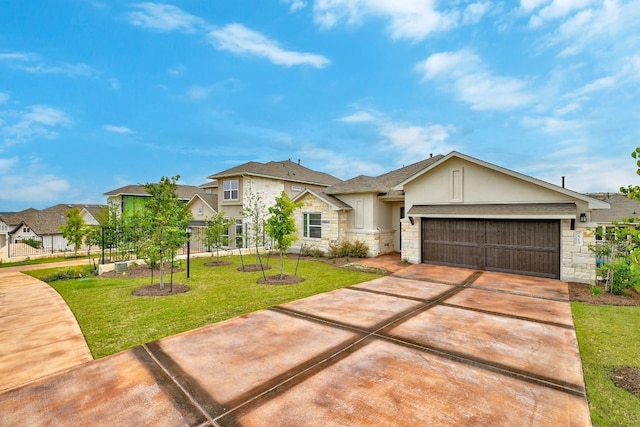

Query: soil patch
238;264;273;272
569;282;640;306
205;260;233;267
257;275;305;285
101;264;184;278
133;284;190;296
610;367;640;397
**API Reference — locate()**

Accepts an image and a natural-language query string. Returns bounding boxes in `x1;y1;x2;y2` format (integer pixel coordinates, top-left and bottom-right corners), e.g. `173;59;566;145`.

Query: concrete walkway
0;262;590;426
0;260;93;392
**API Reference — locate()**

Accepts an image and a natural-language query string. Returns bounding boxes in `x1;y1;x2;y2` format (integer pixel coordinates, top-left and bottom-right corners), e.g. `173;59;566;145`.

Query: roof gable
104;184;201;200
396;151;609;210
292;189;352;210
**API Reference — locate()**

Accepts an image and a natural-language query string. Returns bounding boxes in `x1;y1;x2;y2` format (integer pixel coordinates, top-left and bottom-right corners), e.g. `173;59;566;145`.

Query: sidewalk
0;260;93;392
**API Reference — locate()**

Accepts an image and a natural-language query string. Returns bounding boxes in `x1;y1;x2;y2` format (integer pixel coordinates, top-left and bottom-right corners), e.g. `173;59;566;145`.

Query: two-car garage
421;218;560;279
408;203;577;280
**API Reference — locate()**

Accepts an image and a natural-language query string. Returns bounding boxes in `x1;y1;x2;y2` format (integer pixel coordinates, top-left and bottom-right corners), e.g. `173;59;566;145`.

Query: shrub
326;239;369;259
22;238;41;249
599;259;640;295
590;285;602;296
41;266;97;283
301;245;324;258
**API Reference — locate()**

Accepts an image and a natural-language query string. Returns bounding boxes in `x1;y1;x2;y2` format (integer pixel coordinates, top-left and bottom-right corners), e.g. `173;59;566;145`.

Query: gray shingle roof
326;155;444;195
588;193;640;223
104;184;201;200
5;204;107;235
208;160;341;187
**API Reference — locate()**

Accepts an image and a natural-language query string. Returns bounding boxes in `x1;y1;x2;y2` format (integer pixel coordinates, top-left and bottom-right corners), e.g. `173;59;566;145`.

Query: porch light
579;213;587;223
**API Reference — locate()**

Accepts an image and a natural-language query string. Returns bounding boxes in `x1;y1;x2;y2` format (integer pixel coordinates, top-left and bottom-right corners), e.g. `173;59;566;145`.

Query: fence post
101;226;105;265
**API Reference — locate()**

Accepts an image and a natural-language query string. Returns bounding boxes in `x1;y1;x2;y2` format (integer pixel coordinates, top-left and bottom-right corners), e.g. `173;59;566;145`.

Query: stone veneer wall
562;219;597;284
344;229;396;256
295;195;343;255
400;217;420;263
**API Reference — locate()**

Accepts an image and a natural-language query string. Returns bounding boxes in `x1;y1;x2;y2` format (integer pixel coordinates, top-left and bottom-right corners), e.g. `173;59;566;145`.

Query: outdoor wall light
409;216;415;225
579;213;587;222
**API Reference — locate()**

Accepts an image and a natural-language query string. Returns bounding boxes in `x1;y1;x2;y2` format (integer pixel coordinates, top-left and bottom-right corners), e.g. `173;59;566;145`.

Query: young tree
621;146;640;201
60;207;86;256
141;175;193;290
204;211;232;263
241;189;270;266
266;191;303;279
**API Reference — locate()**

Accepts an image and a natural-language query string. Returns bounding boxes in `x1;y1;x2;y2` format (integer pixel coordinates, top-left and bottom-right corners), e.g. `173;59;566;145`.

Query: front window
303;213;322;238
235;219;244;248
223;179;239;201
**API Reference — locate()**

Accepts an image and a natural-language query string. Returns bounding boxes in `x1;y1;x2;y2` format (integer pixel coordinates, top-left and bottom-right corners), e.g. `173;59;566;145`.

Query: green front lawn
572;302;640;426
27;255;382;359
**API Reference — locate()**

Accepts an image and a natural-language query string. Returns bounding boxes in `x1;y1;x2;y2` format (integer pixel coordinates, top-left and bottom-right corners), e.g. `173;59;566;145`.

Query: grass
572;302;640;426
26;255;382;359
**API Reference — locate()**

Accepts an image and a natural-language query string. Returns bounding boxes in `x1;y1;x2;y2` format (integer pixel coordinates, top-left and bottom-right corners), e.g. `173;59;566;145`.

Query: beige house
292;152;610;284
206;159;341;248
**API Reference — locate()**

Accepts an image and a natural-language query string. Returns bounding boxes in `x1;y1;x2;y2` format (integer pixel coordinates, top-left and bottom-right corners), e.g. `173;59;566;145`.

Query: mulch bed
205;260;233;267
568;282;640;306
238;264;273;272
101;264;184;278
257;275;305;285
610;367;640;398
132;284;190;296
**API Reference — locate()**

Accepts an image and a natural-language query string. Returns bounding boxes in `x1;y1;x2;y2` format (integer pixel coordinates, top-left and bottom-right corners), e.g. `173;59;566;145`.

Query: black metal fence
3;225;265;262
6;234;80;259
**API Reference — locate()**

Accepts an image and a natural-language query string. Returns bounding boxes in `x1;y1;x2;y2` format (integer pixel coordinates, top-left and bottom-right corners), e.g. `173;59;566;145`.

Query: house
0;204;107;258
292;151;609;284
206;159;341;248
104;184;206;219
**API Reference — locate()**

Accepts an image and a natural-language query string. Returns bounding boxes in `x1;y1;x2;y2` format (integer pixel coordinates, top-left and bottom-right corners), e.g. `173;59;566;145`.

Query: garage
421;218;561;279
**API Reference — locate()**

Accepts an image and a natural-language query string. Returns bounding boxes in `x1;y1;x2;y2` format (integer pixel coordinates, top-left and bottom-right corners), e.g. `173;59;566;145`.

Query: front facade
208;160;341;248
292;152;609;284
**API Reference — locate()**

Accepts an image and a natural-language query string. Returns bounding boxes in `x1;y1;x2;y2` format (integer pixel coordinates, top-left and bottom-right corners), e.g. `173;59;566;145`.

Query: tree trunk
280;249;284;279
159;255;165;290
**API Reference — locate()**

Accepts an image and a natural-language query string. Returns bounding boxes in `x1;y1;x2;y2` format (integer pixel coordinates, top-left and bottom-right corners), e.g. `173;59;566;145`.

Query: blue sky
1;1;639;212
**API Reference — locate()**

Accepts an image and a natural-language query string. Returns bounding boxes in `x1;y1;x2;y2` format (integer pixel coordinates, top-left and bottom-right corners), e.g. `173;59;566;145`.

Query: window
235;219;244;248
223;179;239;201
197;206;203;216
303;213;322;238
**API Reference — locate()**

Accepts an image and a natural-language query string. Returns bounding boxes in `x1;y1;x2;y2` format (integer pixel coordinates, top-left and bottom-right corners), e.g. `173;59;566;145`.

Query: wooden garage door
422;219;560;279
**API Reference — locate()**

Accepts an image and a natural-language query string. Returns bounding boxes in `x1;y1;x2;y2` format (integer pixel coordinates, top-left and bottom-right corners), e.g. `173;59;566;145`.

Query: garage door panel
422;219;560;279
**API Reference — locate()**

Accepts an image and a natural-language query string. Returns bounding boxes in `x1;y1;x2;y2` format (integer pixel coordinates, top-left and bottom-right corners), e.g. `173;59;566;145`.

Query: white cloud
554;102;581;115
521;115;583;133
298;145;387;178
127;3;205;33
168;64;186;77
416;50;535;111
526;0;596;28
0;92;8;104
109;78;121;90
337;107;457;167
104;124;135;134
311;0;461;41
0;157;70;203
1;105;71;146
187;79;241;100
282;0;308;12
0;51;98;77
463;2;492;25
338;112;376;123
208;23;330;68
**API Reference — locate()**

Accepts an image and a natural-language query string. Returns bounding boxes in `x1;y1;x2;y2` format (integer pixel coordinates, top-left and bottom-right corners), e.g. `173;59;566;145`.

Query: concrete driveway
0;263;590;426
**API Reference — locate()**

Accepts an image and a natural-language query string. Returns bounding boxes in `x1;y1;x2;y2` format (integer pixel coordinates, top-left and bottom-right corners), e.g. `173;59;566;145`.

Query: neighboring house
104;184;205;219
588;192;639;226
292;151;609;284
207;159;341;248
80;205;108;226
1;204;107;254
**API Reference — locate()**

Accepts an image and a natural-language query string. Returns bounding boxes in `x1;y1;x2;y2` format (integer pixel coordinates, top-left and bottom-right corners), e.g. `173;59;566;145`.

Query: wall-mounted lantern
579;213;587;223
